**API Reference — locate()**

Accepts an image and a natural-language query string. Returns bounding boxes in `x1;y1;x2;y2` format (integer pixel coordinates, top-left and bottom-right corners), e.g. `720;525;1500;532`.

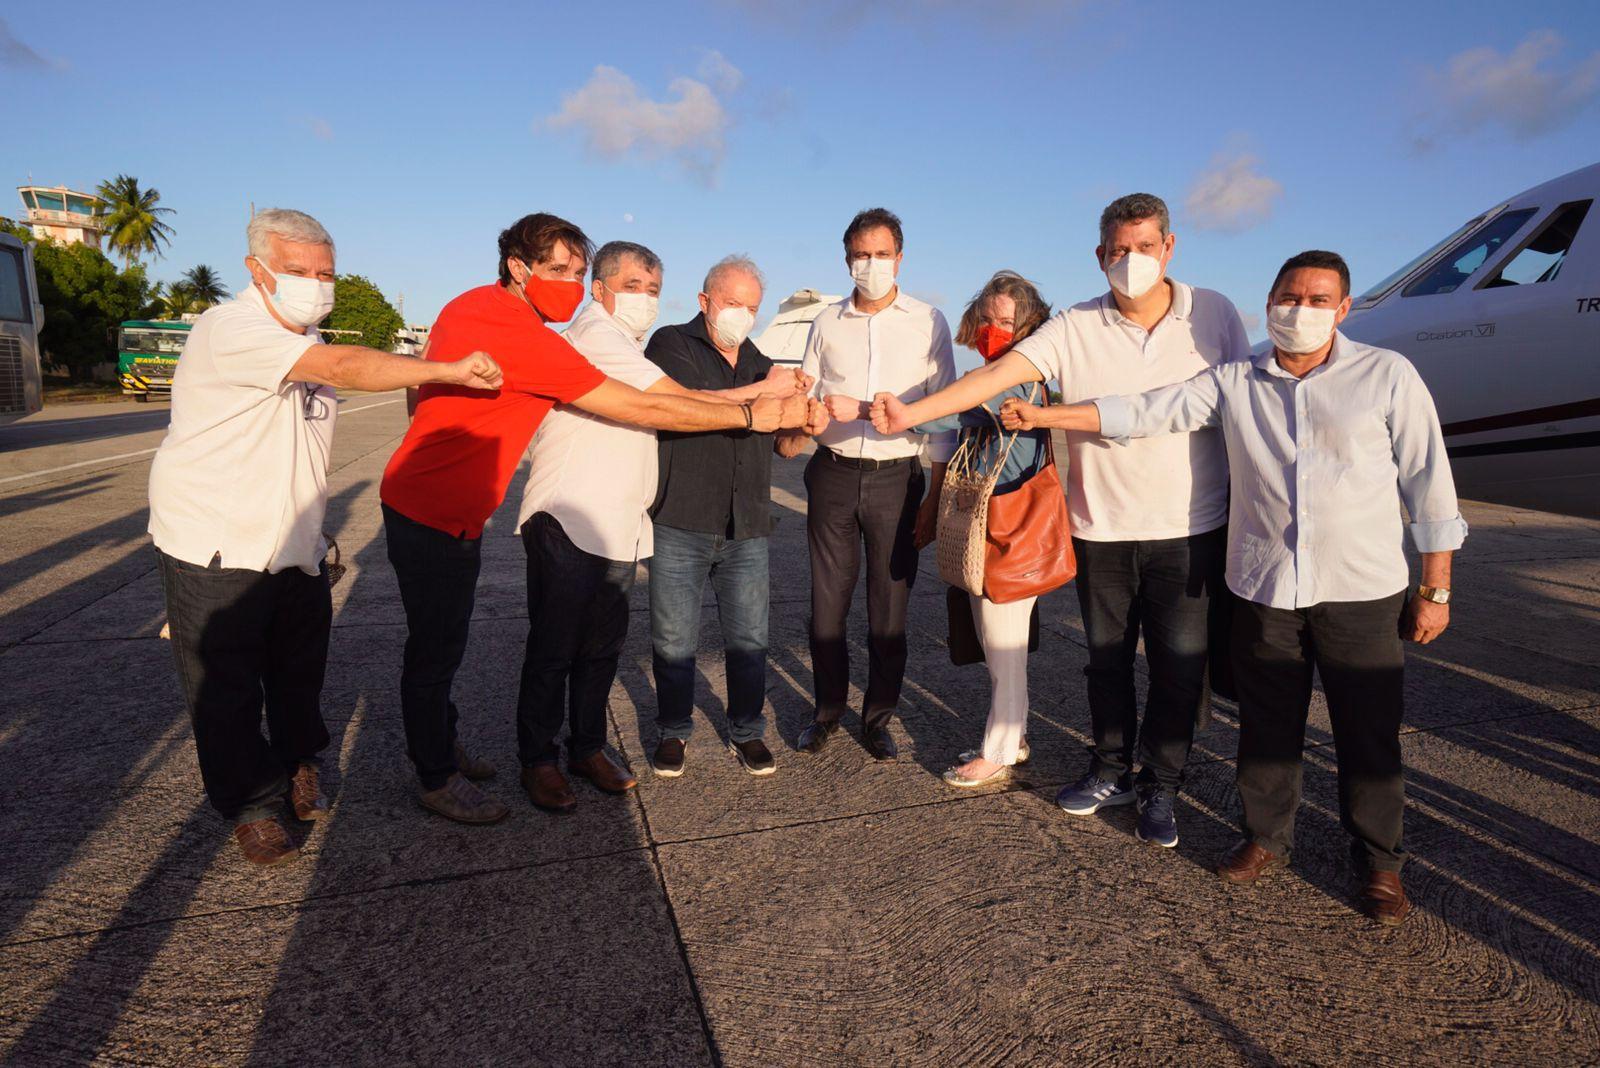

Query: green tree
96;174;176;267
162;282;199;319
31;242;156;379
181;264;229;306
322;274;403;351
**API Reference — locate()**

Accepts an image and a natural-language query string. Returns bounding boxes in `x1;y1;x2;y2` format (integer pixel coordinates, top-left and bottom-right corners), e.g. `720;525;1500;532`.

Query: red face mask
516;264;585;323
975;324;1013;361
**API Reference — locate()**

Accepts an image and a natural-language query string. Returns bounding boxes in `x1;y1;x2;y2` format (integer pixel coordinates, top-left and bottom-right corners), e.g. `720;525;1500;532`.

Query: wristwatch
1417;585;1451;604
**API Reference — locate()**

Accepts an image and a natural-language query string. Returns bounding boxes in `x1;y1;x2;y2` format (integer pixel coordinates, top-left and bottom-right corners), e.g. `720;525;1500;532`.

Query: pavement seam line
606;699;725;1068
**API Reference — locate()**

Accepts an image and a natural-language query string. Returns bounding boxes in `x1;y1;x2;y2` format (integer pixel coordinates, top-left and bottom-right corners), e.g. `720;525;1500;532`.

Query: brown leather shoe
570;750;637;794
1360;870;1413;926
522;764;577;813
454;741;496;781
234;817;299;866
1215;839;1287;884
288;762;328;821
418;773;509;825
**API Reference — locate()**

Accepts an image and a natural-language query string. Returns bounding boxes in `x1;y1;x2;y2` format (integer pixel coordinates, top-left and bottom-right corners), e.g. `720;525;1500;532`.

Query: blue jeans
648;525;769;744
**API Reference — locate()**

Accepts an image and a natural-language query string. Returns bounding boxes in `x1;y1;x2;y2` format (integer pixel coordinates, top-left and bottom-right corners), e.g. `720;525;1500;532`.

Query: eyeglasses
303;387;331;420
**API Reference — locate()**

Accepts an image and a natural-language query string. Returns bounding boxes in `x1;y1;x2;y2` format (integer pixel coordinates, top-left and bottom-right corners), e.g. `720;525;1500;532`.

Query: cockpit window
1402;208;1537;297
1356;213;1487;304
1480;200;1591;288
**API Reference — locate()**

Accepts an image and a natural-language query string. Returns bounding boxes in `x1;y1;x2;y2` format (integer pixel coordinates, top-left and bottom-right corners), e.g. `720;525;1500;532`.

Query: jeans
804;451;923;728
649;524;769;744
1232;592;1409;872
157;550;331;824
518;513;637;766
382;504;480;791
1073;526;1226;790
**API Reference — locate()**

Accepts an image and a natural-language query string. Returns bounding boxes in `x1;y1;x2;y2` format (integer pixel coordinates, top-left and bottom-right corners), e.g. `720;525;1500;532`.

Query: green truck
117;319;190;400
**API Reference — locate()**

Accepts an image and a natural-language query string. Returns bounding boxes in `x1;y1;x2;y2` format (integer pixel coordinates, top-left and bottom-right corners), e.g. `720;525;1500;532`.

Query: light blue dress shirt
1095;332;1468;610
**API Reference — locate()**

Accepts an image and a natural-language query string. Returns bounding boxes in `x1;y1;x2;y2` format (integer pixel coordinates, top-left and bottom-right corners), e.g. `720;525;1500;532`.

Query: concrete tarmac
1;394;1597;1065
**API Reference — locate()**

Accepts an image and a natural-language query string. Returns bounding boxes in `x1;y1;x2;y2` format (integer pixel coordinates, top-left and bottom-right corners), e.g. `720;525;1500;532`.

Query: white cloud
0;17;64;70
697;50;743;94
545;64;737;185
1184;152;1282;234
622;212;635;223
1420;30;1600;142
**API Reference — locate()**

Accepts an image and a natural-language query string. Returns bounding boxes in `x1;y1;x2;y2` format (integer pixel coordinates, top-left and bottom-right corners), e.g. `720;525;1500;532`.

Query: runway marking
0;398;402;486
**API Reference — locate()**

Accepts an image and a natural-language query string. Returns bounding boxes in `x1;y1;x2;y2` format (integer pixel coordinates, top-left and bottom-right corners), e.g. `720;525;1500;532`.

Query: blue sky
5;0;1600;365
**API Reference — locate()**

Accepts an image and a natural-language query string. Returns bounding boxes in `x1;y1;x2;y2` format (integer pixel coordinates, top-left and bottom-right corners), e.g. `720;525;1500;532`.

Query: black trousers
382;504;480;791
804;451;924;729
1073;528;1226;790
517;513;636;766
158;550;331;823
1231;592;1409;872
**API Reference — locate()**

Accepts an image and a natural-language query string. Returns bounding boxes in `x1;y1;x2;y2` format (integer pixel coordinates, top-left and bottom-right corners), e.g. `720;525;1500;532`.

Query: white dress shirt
519;300;665;562
802;289;957;462
148;285;333;575
1011;281;1248;541
1096;332;1469;610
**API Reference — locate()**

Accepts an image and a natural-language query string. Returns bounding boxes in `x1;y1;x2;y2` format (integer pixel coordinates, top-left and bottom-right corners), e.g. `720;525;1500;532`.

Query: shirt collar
839;287;913;318
1096;278;1190;327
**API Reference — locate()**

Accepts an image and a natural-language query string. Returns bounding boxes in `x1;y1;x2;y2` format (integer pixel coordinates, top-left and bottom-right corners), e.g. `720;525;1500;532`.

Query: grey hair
247;208;335;260
1098;193;1170;247
592;240;662;283
702;254;764;296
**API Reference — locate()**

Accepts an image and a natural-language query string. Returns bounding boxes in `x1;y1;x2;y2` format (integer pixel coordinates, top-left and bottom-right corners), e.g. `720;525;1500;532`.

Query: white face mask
607;287;659;339
1266;304;1338;355
253;257;335;329
710;304;756;349
850;256;897;301
1104;250;1163;301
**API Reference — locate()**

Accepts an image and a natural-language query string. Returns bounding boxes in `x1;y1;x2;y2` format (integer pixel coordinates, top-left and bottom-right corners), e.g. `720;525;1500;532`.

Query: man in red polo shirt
381;212;798;825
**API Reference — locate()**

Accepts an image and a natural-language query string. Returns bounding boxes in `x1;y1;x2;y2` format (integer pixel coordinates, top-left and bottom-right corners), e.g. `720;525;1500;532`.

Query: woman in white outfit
912;272;1054;787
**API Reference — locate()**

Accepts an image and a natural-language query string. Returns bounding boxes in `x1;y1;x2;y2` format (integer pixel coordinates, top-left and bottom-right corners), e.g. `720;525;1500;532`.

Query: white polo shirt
148;285;333;575
1012;281;1248;542
801;289;958;462
518;301;666;562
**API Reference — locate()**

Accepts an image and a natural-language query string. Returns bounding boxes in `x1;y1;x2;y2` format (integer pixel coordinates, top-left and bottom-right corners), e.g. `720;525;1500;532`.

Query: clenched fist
443;351;503;391
804;397;830;436
870;391;912;435
1000;397;1040;430
760;366;802;397
779;392;808;429
749;395;784;432
824;394;865;422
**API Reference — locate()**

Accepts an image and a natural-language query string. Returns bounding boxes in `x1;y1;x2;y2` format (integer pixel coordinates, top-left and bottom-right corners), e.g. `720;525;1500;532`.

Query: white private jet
1339;161;1600;518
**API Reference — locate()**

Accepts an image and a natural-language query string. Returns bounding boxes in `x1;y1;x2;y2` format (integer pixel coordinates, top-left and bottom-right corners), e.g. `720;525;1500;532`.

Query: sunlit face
698;269;763;322
844;225;902;276
593;254;663;313
1096;217;1174;274
512;239;587;288
1269;267;1352;324
246;234;335;294
979;293;1016;332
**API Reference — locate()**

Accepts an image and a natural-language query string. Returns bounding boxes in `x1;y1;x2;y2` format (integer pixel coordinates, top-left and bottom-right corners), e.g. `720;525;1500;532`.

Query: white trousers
969;592;1036;765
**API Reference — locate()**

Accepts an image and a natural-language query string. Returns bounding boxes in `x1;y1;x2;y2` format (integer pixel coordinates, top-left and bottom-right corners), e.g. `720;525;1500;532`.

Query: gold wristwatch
1417;585;1451;604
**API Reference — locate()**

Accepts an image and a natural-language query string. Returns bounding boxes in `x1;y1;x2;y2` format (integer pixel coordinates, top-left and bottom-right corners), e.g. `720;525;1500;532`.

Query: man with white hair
149;208;502;866
644;255;828;778
515;243;813;808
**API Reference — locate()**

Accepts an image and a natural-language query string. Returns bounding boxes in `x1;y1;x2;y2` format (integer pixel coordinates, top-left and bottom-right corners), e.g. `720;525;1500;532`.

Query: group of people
146;194;1465;927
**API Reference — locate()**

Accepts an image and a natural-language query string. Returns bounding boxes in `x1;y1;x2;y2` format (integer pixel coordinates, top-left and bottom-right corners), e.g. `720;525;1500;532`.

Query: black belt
822;449;916;471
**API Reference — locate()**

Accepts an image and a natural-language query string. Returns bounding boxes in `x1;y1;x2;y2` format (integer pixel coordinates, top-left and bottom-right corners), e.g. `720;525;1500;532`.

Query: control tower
17;185;106;250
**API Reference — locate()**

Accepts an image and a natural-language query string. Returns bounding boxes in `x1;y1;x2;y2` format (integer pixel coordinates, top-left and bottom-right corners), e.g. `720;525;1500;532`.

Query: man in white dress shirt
1001;250;1467;926
148;208;501;865
798;208;957;761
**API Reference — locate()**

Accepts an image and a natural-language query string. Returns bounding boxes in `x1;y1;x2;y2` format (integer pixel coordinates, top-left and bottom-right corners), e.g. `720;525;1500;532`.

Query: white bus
0;232;44;423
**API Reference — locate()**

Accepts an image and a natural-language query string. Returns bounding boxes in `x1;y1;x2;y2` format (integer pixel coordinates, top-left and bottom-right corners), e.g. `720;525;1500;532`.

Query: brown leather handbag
982;392;1076;604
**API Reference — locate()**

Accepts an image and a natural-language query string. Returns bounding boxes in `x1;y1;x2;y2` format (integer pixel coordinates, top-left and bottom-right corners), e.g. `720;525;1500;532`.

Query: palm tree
162;282;198;320
181;264;229;307
96;174;176;268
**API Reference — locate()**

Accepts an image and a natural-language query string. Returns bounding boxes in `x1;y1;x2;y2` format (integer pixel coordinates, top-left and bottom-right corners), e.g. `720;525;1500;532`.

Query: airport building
16;185;106;250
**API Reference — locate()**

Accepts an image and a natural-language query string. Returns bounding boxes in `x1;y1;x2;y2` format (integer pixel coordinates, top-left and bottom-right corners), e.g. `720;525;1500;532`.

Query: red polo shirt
380;284;606;537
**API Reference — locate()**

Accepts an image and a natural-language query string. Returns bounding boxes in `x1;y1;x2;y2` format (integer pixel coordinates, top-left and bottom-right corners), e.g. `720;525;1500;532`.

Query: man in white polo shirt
149;207;501;866
515;242;810;812
799;207;958;762
873;194;1248;846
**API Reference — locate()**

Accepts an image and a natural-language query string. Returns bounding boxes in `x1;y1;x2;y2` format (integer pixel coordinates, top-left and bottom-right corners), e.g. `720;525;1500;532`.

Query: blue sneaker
1056;772;1134;815
1135;787;1179;848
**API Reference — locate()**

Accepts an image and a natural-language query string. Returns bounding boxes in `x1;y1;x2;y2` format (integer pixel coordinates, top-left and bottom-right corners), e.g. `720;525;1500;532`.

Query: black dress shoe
863;725;898;761
797;719;838;754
